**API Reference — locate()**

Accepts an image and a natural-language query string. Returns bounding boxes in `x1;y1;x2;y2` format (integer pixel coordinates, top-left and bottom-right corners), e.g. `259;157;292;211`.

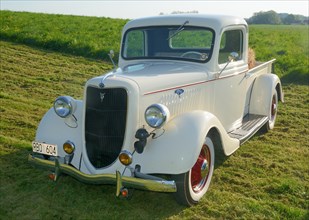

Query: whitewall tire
264;89;278;131
173;136;215;206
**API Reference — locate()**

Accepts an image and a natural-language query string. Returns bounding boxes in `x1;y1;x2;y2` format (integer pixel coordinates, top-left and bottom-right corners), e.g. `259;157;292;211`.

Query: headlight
145;104;170;128
54;96;75;118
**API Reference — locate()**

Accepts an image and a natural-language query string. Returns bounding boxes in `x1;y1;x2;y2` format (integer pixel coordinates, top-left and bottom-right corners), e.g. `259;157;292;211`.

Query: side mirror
108;50;117;70
109;50;115;58
228;52;239;62
217;52;239;78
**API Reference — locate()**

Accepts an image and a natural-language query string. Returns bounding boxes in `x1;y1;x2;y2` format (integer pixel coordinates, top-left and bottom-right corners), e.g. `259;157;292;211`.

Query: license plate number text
32;142;58;156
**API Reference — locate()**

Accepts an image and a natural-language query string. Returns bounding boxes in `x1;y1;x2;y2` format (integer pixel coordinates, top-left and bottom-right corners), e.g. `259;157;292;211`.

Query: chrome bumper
28;154;176;195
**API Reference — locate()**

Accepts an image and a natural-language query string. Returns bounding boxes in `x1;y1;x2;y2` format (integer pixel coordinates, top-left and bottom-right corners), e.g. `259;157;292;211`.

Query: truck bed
247;59;276;76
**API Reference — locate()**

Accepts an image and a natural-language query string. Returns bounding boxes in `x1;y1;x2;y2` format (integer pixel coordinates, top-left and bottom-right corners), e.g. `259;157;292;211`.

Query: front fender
133;111;239;175
250;73;283;116
35;100;84;169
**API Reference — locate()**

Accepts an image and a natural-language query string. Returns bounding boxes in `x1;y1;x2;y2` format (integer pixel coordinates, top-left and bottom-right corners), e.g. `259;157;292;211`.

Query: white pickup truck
29;14;283;206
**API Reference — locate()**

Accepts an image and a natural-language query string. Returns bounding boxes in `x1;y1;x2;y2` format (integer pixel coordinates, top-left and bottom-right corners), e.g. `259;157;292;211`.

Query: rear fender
133;111;239;174
250;74;283;116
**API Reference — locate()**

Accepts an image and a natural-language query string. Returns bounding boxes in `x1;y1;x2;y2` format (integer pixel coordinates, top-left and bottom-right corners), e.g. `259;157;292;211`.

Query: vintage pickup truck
29;14;283;206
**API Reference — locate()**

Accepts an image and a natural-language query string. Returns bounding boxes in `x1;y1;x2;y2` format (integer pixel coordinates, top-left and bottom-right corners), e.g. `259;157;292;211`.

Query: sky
0;0;308;19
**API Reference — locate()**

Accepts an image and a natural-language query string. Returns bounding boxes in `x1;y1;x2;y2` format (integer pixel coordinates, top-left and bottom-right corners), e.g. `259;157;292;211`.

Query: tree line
246;10;308;25
160;10;308;25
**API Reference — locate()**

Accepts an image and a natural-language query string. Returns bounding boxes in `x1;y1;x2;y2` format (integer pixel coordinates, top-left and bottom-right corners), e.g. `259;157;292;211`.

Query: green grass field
249;25;308;84
0;11;127;60
0;11;309;219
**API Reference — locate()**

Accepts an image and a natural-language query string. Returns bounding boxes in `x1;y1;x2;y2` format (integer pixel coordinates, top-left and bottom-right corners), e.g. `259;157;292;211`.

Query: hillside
1;11;308;83
0;10;127;60
249;25;308;84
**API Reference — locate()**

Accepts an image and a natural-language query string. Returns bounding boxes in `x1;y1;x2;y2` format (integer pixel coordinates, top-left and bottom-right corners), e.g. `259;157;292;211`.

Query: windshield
122;26;215;63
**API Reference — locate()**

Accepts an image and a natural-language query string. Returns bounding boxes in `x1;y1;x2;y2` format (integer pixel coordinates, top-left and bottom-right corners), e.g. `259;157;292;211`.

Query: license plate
32;141;58;156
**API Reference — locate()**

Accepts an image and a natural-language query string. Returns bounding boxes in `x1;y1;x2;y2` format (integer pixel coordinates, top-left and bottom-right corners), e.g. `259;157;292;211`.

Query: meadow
1;10;308;81
249;25;308;84
0;11;127;60
0;11;308;219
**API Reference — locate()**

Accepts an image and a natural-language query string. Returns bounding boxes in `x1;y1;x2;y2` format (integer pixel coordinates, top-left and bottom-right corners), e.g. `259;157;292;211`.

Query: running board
228;114;268;144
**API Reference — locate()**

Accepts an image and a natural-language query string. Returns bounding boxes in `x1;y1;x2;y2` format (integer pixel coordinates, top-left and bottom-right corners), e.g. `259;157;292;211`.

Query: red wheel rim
271;94;277;119
191;144;211;193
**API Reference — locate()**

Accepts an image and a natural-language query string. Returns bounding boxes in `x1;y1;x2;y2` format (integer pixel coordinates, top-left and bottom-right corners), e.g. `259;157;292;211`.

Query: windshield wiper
167;20;189;41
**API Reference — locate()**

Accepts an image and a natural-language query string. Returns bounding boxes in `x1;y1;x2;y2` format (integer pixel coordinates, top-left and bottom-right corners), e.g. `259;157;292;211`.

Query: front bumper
28;154;177;195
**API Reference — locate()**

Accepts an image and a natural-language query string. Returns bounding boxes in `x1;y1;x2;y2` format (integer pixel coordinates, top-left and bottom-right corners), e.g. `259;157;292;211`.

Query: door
213;28;248;132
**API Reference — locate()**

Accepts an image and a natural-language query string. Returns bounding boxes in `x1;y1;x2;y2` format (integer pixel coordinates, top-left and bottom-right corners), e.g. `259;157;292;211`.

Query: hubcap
200;159;209;179
191;144;211;193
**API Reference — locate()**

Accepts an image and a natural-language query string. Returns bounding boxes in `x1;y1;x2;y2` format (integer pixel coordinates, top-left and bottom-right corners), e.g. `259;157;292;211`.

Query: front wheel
173;137;215;206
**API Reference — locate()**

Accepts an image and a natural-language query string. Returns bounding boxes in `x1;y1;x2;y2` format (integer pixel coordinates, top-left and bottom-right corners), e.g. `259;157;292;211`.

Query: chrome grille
85;87;127;168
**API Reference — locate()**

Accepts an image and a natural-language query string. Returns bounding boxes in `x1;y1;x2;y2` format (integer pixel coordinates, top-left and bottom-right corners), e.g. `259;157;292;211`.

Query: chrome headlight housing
53;96;75;118
145;104;170;128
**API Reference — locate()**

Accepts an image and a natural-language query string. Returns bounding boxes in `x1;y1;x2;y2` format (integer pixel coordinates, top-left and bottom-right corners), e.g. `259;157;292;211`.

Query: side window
124;30;145;58
218;30;243;64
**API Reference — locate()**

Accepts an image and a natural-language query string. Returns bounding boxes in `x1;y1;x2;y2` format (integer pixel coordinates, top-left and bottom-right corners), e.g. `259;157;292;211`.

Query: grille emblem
100;92;106;102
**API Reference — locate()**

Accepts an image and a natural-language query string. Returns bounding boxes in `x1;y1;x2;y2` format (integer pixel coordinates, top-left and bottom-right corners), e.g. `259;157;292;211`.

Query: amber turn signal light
119;150;133;166
63;141;75;154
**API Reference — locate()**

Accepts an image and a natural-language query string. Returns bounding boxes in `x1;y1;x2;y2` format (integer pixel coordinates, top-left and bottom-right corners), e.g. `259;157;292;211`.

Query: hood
115;61;209;95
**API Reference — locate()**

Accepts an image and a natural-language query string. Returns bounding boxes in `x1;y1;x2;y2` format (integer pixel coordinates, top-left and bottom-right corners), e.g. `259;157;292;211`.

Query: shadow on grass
0;145;185;219
281;69;309;86
0;37;116;63
214;150;229;169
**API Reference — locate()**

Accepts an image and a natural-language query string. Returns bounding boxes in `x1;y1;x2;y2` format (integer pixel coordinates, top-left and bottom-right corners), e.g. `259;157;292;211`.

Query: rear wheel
263;89;278;131
173;137;215;206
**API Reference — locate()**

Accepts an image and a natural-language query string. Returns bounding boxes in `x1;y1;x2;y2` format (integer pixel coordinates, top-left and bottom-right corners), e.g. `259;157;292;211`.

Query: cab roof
123;14;247;33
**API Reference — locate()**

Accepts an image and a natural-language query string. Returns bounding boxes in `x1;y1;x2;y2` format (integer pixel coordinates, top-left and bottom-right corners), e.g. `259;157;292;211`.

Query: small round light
63;141;75;154
121;188;129;198
119;150;133;166
54;96;74;118
145;104;170;128
48;173;56;181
